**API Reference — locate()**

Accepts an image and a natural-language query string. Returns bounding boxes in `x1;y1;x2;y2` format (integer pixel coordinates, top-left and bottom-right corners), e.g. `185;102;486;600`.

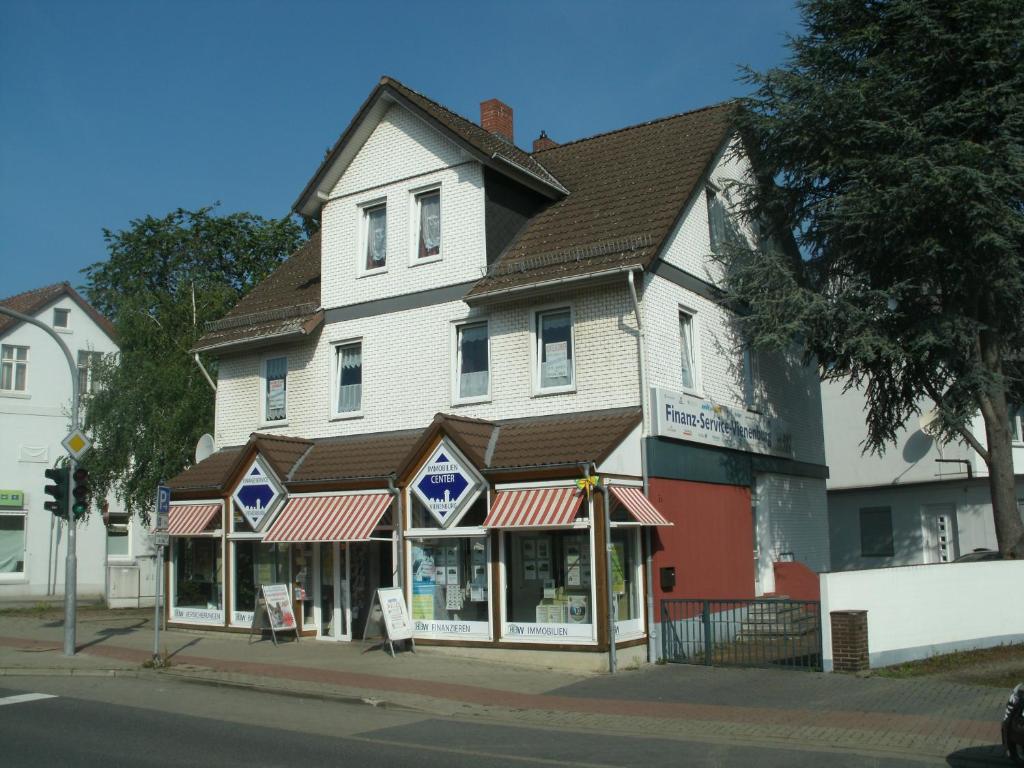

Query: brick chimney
480;98;514;143
532;130;558;152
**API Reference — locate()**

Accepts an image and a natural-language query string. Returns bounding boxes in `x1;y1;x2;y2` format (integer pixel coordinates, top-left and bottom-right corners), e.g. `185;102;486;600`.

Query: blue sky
0;0;802;298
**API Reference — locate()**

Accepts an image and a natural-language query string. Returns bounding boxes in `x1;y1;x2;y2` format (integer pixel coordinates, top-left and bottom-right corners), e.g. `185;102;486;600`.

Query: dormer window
415;189;441;260
363;202;387;271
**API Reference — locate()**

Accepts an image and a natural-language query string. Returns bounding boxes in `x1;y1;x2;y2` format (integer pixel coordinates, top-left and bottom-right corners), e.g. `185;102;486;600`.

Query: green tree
81;206;305;521
722;0;1024;556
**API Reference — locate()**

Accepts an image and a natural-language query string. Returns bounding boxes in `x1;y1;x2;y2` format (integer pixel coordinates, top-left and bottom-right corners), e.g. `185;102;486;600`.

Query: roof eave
191;314;323;356
465;264;645;305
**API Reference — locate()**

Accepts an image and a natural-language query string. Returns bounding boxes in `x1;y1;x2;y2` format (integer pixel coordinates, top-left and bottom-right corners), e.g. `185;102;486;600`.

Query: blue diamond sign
232;457;283;531
411;441;481;527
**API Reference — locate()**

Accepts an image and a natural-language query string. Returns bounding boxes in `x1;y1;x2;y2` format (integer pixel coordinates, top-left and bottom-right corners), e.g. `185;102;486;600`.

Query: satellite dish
918;409;941;437
194;433;215;463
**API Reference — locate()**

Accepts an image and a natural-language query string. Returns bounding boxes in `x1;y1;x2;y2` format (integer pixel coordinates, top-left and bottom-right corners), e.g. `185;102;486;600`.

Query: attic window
415;189;441;259
363;203;387;271
53;308;70;328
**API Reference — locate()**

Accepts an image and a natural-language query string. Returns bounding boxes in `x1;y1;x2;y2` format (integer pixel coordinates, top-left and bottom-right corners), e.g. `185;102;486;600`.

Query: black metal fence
661;598;822;671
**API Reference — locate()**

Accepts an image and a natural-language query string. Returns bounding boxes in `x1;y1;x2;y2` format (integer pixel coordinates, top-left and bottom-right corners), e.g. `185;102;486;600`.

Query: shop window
411;538;489;624
293;543;317;631
0;514;26;574
173;538;223;616
1;345;28;392
535;307;574;393
105;511;130;559
53;307;70;328
334;342;362;415
415;189;441;260
262;356;287;423
610;528;640;623
679;311;699;393
455;321;489;402
233;541;289;619
506;531;593;631
859;507;894;557
363;202;387;271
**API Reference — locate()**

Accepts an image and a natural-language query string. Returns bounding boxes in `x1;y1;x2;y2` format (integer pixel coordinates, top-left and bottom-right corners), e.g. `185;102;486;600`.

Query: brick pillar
830;610;869;672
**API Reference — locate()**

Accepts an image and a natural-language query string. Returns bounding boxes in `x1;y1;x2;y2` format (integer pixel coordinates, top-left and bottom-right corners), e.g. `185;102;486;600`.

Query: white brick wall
755;473;830;590
320;104;484;310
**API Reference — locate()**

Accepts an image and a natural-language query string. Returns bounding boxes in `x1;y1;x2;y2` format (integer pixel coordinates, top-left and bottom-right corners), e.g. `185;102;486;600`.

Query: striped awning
263;493;392;543
483;487;585;528
168;503;222;536
609;486;672;526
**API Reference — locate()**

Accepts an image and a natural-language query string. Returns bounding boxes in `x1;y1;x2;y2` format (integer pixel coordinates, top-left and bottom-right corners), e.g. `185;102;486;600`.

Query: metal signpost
153;485;170;663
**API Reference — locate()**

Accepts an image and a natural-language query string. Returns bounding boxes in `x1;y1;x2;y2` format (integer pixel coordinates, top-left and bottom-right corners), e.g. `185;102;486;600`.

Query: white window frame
677;307;702;396
0;344;29;395
53;307;71;330
77;349;103;400
358;198;388;276
1010;405;1023;445
409;184;442;266
743;347;763;413
0;511;27;582
330;338;364;420
105;510;133;563
531;304;576;396
451;319;490;405
706;183;731;254
260;354;288;427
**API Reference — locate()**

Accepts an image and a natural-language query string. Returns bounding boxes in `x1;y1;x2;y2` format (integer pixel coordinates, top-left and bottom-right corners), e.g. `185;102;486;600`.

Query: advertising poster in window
610;543;626;595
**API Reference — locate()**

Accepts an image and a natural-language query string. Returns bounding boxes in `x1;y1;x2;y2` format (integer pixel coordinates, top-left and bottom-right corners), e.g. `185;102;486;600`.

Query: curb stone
0;667;140;678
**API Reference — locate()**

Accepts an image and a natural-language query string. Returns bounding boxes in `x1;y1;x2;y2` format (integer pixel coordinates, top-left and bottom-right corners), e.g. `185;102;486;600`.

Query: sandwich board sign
364;586;414;657
248;584;299;646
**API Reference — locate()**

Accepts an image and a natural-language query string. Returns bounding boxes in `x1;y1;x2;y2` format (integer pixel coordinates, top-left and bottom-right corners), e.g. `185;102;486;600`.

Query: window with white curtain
263;356;287;422
536;308;574;391
0;515;26;574
456;322;489;401
364;203;387;270
1;345;28;392
416;189;441;259
679;312;697;392
77;350;103;398
335;342;362;414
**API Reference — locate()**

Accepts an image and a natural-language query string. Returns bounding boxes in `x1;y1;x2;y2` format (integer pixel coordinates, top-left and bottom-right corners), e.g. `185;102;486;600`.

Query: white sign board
261;584;297;632
377;587;413;642
152;532;170;547
651;388;794;458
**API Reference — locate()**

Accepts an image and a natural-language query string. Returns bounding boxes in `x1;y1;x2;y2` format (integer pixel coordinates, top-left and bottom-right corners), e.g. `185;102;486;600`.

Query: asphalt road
0;676;959;767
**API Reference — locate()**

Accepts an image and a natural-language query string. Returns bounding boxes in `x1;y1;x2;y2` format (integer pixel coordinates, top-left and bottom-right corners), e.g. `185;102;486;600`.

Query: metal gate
661;598;822;671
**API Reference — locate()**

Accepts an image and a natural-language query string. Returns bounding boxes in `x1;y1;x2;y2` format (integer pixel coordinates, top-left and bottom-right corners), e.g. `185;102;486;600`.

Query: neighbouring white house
167;77;831;667
822;379;1024;570
0;281;156;605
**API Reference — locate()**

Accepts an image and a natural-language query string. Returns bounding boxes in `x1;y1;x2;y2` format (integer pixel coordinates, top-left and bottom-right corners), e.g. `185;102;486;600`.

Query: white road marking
0;693;58;707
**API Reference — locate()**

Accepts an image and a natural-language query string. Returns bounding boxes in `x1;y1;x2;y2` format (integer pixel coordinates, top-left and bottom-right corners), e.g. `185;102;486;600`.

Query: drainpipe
193;353;217;393
387;474;402;590
627;270;657;663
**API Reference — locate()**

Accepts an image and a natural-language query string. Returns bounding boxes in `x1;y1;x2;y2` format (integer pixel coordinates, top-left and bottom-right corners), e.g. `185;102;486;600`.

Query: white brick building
0;283;156;605
169;77;829;665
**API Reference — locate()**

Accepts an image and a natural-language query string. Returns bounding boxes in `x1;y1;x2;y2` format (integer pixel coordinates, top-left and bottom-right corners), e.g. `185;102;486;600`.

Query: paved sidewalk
0;609;1010;765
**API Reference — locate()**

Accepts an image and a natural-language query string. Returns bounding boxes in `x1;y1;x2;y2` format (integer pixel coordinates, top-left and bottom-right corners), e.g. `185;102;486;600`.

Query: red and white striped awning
483;487;585;528
609;486;672;526
168;503;222;536
263;493;392;543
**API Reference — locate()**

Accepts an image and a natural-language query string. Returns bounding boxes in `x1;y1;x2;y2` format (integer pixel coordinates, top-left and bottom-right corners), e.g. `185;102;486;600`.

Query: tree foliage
722;0;1024;554
81;207;305;521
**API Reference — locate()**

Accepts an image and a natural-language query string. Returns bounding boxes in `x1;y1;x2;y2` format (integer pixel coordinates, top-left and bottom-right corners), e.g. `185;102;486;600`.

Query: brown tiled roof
193;232;322;353
288;429;423;485
488;407;641;470
467;103;735;299
167;407;642;498
166;446;244;493
0;281;117;340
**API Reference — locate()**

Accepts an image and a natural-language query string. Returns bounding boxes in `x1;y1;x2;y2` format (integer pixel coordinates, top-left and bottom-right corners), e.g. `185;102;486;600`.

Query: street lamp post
0;305;81;656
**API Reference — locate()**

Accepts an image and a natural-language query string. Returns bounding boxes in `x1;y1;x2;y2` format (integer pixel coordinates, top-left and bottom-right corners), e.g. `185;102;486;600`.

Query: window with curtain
457;322;488;400
416;190;441;259
679;312;696;391
336;343;362;413
364;203;387;270
0;515;26;574
537;308;573;390
77;350;103;398
1;345;28;392
264;356;287;422
707;187;739;253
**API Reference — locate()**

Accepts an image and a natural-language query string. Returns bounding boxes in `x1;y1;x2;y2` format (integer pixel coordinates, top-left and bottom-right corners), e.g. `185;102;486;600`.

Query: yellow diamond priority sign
62;429;92;460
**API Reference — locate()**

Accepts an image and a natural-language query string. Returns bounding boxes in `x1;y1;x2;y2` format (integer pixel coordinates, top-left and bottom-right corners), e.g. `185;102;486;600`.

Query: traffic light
44;467;70;519
72;468;90;519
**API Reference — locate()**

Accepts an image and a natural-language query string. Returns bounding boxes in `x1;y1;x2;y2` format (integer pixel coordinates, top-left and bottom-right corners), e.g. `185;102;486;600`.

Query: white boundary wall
819;561;1024;671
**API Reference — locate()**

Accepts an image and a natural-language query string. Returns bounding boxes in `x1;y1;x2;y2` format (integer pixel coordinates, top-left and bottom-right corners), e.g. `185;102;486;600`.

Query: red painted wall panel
649;478;755;603
772;561;820;601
